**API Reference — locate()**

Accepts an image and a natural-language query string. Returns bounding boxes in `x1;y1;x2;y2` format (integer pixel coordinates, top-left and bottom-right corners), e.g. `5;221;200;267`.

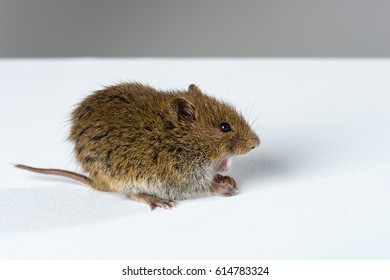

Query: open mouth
217;158;231;172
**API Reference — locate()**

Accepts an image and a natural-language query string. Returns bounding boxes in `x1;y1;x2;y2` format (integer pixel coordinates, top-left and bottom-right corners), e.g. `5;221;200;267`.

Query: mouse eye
220;122;232;132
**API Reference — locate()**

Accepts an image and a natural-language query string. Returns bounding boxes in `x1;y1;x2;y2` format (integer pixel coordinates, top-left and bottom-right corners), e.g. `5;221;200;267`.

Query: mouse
16;83;260;210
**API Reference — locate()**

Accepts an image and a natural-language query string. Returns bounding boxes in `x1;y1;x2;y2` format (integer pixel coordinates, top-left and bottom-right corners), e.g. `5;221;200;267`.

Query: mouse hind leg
127;192;177;210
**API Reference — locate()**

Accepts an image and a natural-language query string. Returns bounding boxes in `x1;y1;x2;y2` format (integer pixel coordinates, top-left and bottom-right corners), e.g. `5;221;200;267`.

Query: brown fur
17;83;260;210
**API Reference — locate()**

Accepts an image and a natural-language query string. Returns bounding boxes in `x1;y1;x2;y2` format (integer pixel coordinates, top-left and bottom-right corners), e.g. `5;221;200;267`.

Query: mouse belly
113;169;215;200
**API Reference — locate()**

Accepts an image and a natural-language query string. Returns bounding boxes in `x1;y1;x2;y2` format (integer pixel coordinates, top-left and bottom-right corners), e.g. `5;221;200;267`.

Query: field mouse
16;83;260;210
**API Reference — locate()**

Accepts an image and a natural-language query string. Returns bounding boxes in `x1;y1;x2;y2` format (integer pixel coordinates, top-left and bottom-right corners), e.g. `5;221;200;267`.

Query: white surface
0;58;389;259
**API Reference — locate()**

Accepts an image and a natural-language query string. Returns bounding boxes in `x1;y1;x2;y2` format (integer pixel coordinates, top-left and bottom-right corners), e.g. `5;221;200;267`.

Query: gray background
0;0;389;57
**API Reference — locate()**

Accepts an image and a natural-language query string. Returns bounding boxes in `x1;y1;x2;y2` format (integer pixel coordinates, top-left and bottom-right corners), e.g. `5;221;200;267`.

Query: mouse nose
252;135;260;149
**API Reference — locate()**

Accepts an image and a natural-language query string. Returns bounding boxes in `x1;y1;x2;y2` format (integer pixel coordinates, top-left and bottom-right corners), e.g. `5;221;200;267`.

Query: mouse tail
15;164;92;186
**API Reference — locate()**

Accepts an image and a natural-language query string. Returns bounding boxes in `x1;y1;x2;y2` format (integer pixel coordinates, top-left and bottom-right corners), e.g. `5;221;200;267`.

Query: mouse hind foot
127;192;177;210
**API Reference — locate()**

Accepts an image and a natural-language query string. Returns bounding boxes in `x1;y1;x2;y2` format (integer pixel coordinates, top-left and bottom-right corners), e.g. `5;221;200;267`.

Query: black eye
220;122;232;132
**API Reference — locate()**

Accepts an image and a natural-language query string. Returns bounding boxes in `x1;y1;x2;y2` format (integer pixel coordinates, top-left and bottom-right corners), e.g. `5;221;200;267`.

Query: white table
1;58;389;259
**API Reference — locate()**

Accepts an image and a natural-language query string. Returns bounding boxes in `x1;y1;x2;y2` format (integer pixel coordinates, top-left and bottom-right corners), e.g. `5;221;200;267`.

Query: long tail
15;164;92;186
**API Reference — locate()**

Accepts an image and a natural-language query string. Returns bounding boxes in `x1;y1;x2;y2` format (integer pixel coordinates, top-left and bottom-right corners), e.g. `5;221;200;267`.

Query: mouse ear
170;98;196;123
188;84;202;95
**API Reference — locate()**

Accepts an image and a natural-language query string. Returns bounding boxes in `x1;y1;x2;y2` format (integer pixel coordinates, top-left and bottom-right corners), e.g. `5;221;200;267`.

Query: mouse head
169;84;260;160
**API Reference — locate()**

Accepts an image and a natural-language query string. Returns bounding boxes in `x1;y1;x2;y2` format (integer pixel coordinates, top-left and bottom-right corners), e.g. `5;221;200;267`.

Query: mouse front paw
210;174;238;197
213;174;237;189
